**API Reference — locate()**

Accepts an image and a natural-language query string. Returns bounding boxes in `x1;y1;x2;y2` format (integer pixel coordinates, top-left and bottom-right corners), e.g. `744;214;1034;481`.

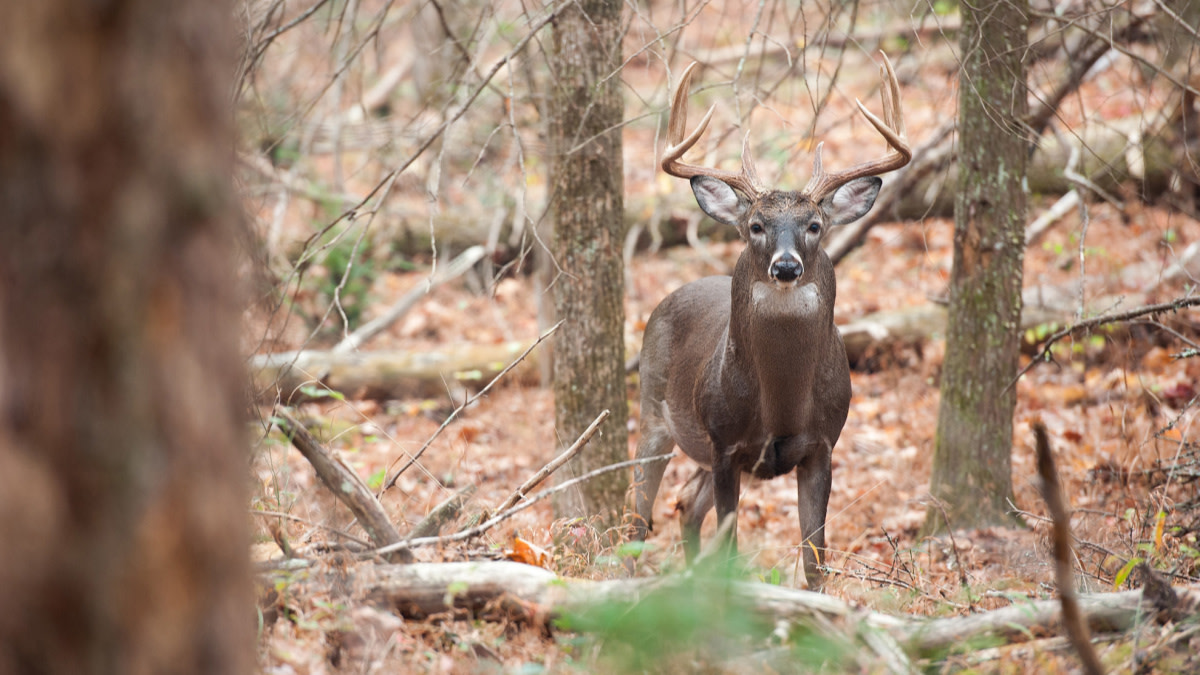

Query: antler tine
661;62;764;198
801;52;912;202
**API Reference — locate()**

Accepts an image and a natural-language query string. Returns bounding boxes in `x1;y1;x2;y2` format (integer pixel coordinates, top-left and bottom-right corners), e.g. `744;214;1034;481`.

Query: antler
661;62;764;198
801;52;911;203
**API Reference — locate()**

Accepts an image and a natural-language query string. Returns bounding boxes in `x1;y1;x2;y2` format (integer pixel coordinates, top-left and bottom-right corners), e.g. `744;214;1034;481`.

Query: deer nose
770;257;803;282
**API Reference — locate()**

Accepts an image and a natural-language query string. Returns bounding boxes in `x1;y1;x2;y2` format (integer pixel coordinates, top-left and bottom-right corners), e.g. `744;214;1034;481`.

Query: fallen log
251;340;542;402
835;285;1151;367
262;559;1200;661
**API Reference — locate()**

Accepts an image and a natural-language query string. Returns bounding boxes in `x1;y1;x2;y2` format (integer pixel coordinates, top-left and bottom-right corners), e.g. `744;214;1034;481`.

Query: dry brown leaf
504;537;551;568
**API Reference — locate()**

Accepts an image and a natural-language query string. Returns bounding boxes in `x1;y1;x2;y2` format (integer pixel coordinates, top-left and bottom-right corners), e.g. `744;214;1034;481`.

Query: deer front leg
795;445;832;590
710;449;742;560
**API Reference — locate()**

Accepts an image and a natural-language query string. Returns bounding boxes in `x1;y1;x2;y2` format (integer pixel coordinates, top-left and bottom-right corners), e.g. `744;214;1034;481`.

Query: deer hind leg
795;444;833;591
676;466;714;562
629;420;675;542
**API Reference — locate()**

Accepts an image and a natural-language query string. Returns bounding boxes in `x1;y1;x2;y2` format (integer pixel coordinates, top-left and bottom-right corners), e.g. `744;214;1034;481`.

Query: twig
1025;12;1147;138
379;320;563;494
1028;8;1200;99
1034;421;1104;675
367;453;675;559
929;499;973;600
407;486;477;540
265;516;296;558
1132;319;1200;352
1009;296;1200;390
251;508;371;547
1157;240;1200;288
239;0;335;95
332;245;486;354
274;409;411;562
1026;190;1081;246
317;1;566;240
494;409;610;514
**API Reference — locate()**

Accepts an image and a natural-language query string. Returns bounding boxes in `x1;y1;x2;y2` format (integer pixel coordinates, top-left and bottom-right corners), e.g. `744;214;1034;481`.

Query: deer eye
749;223;765;235
807;221;821;234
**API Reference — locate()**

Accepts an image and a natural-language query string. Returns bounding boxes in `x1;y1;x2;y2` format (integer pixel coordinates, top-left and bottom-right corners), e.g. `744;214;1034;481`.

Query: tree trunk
924;1;1029;534
547;0;629;526
0;2;251;674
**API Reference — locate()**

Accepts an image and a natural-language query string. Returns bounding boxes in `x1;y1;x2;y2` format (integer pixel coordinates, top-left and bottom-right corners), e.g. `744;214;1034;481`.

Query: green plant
320;233;376;327
555;569;851;672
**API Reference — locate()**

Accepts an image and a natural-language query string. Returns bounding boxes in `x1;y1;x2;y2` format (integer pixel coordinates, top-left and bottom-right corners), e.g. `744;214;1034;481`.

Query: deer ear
691;176;747;227
823;176;882;226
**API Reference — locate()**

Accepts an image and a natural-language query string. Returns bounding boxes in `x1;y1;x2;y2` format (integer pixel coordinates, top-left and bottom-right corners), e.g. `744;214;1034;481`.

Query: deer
629;54;910;590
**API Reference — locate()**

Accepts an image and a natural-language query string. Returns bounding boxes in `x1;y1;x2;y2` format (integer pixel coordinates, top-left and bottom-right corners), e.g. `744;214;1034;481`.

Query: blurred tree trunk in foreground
548;0;630;527
924;0;1029;535
0;2;251;674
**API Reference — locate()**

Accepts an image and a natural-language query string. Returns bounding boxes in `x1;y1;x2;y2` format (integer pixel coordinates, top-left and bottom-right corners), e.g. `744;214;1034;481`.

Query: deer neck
726;254;837;435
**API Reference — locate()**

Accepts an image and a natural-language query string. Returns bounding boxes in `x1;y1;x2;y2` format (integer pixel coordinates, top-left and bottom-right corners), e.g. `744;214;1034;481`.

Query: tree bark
924;1;1029;534
0;2;251;674
547;0;630;526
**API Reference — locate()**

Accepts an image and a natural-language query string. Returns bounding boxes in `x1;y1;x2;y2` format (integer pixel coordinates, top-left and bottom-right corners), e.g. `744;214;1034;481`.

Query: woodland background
1;0;1199;673
239;0;1200;671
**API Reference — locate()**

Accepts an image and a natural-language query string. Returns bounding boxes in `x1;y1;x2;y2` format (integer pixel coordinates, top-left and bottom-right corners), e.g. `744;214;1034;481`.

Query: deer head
662;55;910;286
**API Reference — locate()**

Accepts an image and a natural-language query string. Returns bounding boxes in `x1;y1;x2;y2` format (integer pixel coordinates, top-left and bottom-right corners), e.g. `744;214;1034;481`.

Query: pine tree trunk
548;0;629;526
0;2;251;673
924;1;1029;534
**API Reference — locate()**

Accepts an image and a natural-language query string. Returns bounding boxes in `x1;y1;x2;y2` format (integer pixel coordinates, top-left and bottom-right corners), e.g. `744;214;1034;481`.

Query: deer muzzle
769;255;803;283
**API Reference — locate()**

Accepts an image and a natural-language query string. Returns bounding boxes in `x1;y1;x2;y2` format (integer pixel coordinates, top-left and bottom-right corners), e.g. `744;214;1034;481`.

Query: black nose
771;259;802;282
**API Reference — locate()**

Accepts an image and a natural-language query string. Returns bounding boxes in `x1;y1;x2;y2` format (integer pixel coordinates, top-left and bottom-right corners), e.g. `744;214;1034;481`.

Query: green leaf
367;467;387;491
615;541;649;558
299;384;345;401
1114;557;1143;589
444;580;469;607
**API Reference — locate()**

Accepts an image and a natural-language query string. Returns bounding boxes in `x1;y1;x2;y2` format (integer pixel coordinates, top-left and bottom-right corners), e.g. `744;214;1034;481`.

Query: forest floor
252;195;1200;673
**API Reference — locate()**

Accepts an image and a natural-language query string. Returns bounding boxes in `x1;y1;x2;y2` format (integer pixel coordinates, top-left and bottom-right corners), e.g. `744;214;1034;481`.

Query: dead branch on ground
263;559;1200;663
368;454;675;561
274;409;410;562
251;340;543;403
406;486;476;540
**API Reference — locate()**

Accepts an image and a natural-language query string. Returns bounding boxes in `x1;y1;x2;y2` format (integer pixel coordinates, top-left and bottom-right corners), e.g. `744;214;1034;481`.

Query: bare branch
494;409;610;514
332;245;486;354
379;320;563;493
369;453;676;559
274;409;410;562
1010;296;1200;389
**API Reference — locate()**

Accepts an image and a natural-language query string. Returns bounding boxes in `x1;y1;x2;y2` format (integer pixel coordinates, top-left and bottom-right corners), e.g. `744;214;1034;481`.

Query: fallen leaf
505;537;551;568
1142;346;1171;370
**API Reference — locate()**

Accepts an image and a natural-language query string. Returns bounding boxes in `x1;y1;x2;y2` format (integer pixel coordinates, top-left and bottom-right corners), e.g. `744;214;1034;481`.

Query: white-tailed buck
630;54;910;589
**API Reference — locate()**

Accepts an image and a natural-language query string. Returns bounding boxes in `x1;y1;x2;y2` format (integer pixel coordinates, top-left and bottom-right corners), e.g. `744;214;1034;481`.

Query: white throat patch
751;280;821;318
